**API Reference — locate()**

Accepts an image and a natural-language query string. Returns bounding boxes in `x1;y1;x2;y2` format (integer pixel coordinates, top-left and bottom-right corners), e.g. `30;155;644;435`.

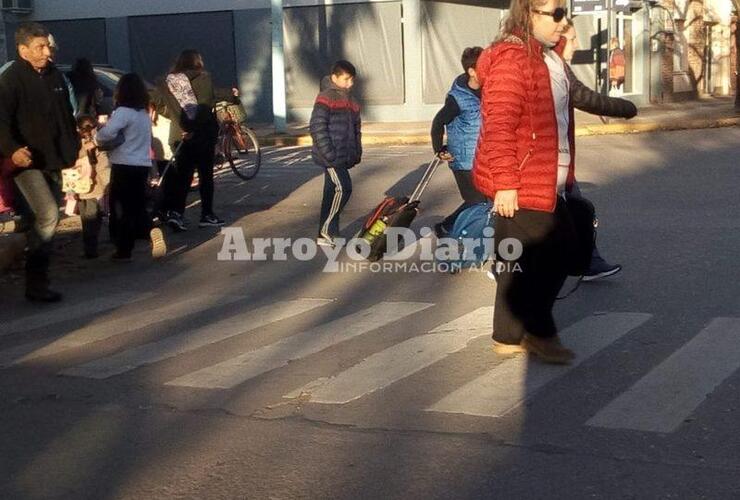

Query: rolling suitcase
359;157;441;261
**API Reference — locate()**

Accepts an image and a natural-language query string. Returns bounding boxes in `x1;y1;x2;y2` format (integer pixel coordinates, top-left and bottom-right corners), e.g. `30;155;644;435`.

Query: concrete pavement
1;97;738;273
1;130;740;498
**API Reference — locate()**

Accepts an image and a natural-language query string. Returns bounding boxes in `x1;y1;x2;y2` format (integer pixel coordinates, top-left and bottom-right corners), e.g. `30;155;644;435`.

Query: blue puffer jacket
446;76;481;171
310;76;362;169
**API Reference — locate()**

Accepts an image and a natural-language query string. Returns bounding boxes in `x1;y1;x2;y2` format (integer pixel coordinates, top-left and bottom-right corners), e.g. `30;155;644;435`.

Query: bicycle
214;102;261;180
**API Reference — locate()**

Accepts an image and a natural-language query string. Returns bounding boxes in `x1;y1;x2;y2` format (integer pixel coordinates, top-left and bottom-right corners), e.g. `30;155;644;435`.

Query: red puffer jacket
472;35;575;213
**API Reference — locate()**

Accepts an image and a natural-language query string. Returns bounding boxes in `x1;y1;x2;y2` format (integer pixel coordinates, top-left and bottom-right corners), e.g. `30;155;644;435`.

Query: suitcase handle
154;141;186;188
409;156;441;203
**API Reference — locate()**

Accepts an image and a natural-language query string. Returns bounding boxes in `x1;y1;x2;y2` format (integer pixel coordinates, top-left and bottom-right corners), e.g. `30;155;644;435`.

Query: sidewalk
255;96;740;146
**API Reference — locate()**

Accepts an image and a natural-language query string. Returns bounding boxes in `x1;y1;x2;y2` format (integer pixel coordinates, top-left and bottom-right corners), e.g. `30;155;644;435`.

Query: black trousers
78;198;102;255
492;198;578;342
440;169;487;231
109;164;150;257
318;167;352;238
163;140;216;217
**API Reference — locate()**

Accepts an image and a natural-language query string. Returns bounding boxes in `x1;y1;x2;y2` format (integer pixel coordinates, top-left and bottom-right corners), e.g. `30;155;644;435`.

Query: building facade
1;0;736;125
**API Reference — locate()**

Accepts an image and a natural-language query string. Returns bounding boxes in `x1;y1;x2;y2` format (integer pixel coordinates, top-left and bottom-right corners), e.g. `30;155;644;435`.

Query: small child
430;47;487;237
309;60;362;247
76;114;110;258
97;73;166;261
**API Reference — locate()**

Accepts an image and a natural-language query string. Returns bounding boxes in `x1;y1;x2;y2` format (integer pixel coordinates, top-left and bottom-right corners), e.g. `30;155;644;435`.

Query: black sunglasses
531;7;568;22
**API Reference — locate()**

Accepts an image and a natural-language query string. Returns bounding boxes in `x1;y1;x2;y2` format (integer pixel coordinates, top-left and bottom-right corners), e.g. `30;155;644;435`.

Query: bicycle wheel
225;125;261;180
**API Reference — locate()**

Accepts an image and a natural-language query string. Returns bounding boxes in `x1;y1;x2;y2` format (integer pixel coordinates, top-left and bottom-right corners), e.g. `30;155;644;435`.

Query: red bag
0;157;15;214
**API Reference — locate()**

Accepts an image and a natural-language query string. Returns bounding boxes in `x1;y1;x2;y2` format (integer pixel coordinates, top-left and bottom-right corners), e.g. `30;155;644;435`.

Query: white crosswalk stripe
426;312;652;418
60;298;334;379
8;292;740;435
0;295;248;367
0;292;151;337
164;301;433;389
587;317;740;433
284;306;493;404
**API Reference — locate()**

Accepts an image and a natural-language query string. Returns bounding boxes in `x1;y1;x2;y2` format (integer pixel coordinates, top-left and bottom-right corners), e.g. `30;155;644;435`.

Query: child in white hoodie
97;73;165;260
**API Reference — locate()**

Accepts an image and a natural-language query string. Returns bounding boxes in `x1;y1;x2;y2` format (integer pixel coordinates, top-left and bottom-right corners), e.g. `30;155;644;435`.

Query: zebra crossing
1;293;740;434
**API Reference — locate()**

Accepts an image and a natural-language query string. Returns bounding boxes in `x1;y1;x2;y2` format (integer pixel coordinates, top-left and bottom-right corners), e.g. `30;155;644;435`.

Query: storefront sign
573;0;607;13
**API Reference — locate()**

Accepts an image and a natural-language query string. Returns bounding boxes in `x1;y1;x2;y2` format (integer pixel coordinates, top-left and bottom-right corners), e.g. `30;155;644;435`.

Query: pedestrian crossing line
0;292;151;337
587;317;740;433
425;312;652;418
60;298;334;379
284;307;493;404
0;295;248;367
165;301;434;390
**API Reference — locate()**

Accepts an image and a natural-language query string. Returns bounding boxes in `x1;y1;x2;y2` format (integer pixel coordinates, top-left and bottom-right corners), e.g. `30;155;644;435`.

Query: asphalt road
1;128;740;499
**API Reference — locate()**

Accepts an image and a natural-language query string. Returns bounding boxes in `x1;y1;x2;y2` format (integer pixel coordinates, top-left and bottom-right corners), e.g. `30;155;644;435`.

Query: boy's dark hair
331;60;356;78
15;22;49;47
114;73;150;110
461;47;484;72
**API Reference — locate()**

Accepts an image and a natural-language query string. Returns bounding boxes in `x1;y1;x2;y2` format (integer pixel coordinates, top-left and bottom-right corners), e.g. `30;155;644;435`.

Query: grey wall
128;10;237;88
234;9;272;123
421;0;503;104
106;17;131;72
3;18;108;65
283;1;404;109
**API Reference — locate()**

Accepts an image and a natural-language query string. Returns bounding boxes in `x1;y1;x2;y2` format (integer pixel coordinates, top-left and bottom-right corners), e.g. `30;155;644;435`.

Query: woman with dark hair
97;73;166;260
68;58;102;117
153;49;239;231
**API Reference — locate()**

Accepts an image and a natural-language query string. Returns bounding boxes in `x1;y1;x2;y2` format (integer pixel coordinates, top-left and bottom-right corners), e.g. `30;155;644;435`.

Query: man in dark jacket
309;60;362;246
0;22;79;302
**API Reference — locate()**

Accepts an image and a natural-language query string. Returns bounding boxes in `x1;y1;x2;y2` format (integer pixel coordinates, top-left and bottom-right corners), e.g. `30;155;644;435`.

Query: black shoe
199;214;225;228
582;258;622;282
166;211;188;232
25;288;63;303
434;222;450;239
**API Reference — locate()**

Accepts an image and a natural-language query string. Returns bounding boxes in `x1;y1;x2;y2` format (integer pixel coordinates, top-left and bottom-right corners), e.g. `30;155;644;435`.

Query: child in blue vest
430;47;487;238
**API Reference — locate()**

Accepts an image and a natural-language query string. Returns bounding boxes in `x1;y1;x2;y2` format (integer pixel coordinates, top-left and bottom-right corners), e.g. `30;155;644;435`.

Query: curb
257;116;740;147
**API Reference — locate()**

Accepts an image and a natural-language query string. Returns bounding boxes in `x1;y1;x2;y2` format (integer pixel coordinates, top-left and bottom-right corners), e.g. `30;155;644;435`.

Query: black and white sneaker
166;211;188;232
582;257;622;282
199;214;225;228
316;235;335;248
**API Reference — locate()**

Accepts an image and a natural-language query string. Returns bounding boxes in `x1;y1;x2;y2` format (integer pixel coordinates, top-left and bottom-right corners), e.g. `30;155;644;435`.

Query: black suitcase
359;157;441;261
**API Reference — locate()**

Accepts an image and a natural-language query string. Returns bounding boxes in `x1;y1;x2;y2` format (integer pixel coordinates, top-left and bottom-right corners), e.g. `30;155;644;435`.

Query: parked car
57;64;174;161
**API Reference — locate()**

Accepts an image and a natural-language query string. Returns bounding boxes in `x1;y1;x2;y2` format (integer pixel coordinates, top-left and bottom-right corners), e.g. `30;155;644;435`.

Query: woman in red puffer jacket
473;0;580;364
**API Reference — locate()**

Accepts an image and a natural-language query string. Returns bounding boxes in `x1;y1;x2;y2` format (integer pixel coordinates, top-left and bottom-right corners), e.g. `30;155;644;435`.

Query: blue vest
446;79;481;171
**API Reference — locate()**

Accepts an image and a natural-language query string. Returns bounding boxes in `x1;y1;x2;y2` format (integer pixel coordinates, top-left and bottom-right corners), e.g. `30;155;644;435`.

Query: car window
93;71;118;98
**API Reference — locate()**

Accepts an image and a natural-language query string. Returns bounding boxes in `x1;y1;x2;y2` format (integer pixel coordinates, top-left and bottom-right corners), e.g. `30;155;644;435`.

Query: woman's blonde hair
498;0;565;43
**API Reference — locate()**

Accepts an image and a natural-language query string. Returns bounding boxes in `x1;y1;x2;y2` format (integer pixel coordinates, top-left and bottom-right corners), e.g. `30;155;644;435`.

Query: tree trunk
734;5;740;109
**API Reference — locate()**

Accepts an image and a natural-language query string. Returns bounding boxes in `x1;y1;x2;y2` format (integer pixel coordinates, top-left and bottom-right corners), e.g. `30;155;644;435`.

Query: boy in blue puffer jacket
430;47;487;238
310;60;362;247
